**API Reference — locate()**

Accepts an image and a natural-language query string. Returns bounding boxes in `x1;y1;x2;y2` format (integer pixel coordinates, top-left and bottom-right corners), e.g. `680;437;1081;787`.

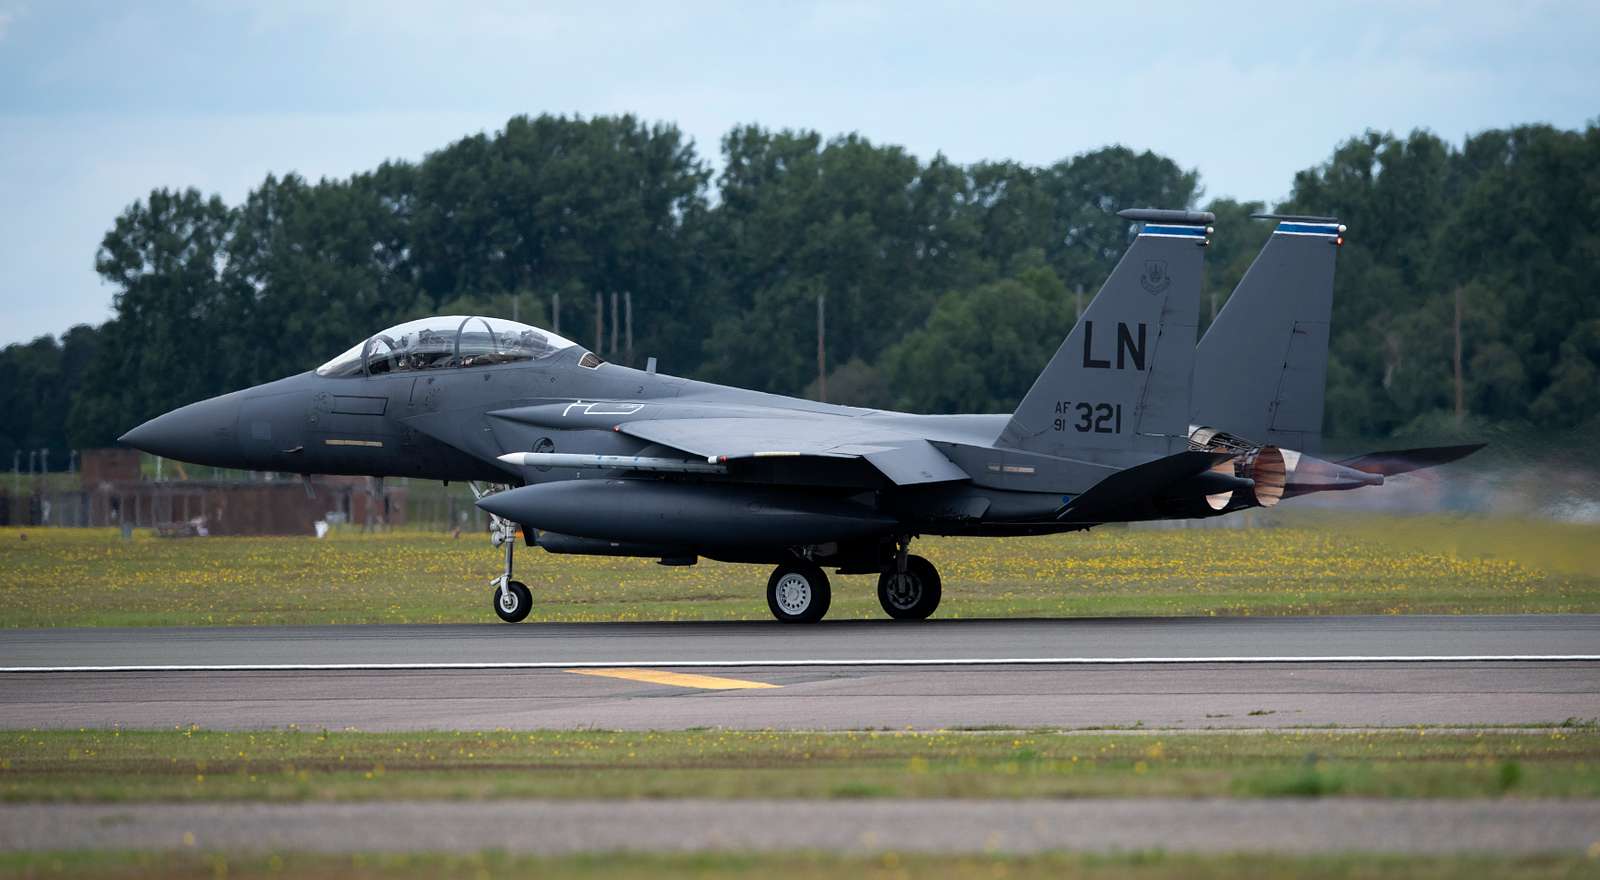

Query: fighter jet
1184;214;1483;516
118;208;1471;625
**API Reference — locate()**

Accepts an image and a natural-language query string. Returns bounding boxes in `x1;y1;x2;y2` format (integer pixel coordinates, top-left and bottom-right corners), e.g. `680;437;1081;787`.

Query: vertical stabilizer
998;209;1211;460
1192;215;1342;452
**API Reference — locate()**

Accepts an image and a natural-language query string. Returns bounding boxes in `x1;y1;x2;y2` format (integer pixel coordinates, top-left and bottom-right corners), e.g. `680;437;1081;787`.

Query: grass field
1;513;1597;627
4;727;1597;803
5;851;1598;880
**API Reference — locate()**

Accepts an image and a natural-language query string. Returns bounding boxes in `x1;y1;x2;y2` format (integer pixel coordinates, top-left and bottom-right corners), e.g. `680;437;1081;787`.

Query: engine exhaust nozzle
1239;445;1287;508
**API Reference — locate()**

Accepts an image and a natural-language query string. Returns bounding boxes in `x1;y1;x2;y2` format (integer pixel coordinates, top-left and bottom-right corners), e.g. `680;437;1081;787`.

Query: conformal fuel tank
476;479;899;547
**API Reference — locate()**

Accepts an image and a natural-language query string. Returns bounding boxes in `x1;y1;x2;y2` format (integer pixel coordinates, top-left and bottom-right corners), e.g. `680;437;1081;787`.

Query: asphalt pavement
3;615;1597;669
1;616;1596;730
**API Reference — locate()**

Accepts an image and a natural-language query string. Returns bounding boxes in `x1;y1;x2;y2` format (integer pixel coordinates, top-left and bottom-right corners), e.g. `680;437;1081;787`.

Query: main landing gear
766;561;832;624
878;556;941;620
763;538;942;623
876;537;941;621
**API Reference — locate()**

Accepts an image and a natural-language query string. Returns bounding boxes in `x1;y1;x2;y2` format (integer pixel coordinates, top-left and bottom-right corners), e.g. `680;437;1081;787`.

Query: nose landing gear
489;514;532;623
476;482;532;623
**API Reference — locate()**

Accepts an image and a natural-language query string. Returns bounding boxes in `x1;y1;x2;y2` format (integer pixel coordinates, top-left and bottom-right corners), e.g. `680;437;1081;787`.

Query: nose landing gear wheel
766;563;831;623
878;554;941;620
494;580;532;623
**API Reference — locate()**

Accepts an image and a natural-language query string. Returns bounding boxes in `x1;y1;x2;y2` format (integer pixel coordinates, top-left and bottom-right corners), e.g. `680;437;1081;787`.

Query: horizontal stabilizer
1058;450;1235;523
1336;443;1487;477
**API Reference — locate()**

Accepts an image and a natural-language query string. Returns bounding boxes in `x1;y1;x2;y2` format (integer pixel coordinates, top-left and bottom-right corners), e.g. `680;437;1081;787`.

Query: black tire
877;554;941;620
766;563;832;623
493;580;532;623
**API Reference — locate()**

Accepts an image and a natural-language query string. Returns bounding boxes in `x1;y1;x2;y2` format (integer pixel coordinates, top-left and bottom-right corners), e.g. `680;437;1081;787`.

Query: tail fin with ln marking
998;208;1212;461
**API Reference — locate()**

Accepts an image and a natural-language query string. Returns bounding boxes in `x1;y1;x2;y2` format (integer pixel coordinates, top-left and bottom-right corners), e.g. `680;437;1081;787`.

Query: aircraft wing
617;417;971;486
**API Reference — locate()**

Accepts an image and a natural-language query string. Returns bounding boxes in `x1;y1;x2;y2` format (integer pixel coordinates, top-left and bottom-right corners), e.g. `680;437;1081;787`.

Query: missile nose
118;394;242;466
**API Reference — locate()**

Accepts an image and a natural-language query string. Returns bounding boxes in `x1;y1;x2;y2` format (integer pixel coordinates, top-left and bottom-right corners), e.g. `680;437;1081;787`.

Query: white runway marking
3;655;1598;673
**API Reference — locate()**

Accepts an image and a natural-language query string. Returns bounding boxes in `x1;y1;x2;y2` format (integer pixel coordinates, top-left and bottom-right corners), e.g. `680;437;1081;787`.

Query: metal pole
1454;286;1464;427
610;291;619;357
594;292;603;353
816;293;827;403
552;292;560;336
624;291;633;366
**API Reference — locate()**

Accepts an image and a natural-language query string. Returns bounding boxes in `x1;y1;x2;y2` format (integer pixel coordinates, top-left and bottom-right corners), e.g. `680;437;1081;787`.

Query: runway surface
4;662;1597;729
2;616;1597;729
4;615;1598;668
5;799;1598;855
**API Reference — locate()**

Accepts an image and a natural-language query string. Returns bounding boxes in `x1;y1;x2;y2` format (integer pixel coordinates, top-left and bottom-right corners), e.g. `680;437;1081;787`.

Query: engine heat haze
119;210;1481;624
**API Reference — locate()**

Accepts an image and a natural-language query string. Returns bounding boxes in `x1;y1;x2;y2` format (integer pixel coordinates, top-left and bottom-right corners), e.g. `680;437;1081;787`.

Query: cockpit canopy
316;316;596;377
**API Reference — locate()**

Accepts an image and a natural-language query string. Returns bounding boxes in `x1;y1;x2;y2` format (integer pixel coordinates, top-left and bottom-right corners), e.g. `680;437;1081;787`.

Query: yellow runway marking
568;668;780;690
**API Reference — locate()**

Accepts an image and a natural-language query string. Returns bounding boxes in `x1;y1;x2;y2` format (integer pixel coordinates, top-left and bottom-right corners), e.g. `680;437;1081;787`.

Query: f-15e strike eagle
120;210;1482;624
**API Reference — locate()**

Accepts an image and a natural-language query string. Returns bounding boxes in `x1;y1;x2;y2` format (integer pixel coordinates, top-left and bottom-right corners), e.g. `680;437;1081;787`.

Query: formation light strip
1140;224;1208;238
1275;221;1344;237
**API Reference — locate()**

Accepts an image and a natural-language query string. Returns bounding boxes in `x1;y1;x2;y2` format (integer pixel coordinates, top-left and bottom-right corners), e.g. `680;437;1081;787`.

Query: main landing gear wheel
878;554;941;620
494;580;532;623
766;563;832;623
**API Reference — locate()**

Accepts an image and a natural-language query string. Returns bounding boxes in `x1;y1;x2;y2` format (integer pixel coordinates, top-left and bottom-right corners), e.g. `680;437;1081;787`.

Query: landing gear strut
489;516;531;623
476;483;531;624
877;538;941;620
766;561;831;623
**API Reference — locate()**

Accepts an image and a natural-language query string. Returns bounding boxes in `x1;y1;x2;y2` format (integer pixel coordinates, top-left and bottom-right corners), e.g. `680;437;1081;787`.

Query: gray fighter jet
119;209;1475;624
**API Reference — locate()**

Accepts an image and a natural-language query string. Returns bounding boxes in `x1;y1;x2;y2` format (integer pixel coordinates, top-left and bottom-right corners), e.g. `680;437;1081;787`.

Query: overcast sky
2;1;1596;346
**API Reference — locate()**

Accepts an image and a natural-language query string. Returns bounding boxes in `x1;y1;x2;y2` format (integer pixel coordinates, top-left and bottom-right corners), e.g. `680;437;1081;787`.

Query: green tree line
3;115;1598;466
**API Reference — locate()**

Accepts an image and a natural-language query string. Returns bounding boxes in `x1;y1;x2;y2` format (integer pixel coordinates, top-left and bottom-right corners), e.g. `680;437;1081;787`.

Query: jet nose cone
118;394;242;466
